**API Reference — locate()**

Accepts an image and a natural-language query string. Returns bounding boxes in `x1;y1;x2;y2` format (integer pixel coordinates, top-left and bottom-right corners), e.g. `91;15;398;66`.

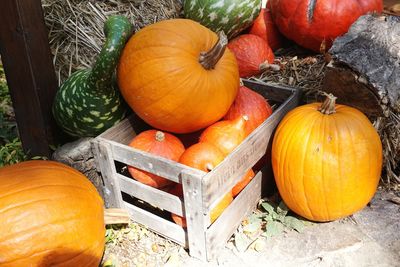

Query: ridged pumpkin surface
0;161;105;267
272;100;382;222
117;19;239;134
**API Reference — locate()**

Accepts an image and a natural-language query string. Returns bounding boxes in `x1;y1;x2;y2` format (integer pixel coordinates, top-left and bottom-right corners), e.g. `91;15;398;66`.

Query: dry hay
42;0;182;85
41;0;399;187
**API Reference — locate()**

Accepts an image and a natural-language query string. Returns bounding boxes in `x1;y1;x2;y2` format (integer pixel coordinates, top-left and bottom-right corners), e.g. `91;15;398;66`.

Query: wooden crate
92;80;301;261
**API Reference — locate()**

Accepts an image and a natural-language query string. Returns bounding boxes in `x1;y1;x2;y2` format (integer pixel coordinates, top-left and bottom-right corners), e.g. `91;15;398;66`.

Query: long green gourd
53;15;133;137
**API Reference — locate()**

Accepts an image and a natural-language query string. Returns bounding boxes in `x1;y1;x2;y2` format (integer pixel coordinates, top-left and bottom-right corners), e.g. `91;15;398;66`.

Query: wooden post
0;0;59;157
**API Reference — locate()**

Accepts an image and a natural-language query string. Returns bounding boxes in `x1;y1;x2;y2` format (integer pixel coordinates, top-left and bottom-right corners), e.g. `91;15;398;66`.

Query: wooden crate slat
181;169;209;261
201;88;300;211
205;172;262;259
109;140;205;183
124;201;187;247
93;140;125;208
118;173;184;216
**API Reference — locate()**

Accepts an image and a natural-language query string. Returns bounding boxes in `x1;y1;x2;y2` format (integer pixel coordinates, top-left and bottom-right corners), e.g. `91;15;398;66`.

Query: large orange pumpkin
118;19;240;134
272;94;382;222
0;161;105;266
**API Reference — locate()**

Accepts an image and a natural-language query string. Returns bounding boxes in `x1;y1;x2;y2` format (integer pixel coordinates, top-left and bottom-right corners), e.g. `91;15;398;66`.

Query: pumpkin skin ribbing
0;160;105;266
184;0;261;39
52;15;133;137
272;98;382;222
117;19;239;134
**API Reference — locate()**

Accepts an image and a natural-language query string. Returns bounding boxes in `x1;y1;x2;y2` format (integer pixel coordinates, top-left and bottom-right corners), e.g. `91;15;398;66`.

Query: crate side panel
118;174;184;216
202;88;300;210
110;141;205;183
124;201;187;247
205;172;262;260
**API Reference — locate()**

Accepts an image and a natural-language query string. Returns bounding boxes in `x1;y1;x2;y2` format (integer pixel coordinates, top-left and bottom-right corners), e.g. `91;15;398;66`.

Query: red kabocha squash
232;169;255;197
199;116;248;156
0;160;105;266
272;94;383;222
224;85;273;136
227;34;275;78
171;142;231;226
127;130;185;188
118;19;240;134
269;0;383;52
249;0;284;51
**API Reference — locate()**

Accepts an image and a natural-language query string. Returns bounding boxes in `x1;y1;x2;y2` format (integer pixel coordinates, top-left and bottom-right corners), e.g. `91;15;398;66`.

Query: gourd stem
318;93;337;115
155;131;165;142
88;16;133;91
199;31;228;70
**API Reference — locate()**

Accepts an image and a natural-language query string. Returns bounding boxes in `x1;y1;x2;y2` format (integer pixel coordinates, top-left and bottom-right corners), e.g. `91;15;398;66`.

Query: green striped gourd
184;0;261;39
52;15;133;137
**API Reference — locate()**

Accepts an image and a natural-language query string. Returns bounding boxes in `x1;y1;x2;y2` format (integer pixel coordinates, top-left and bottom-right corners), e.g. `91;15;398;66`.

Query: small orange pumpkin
127;130;185;188
118;19;240;134
0;160;105;266
272;94;382;222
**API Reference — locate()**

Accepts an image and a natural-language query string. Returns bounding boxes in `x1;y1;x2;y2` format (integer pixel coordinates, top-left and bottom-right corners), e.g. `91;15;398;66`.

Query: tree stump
52;137;105;199
323;14;400;185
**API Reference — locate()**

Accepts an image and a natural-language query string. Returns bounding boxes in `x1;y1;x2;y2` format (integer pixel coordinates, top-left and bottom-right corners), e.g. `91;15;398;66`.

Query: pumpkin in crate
127;130;185;188
272;94;382;222
183;0;261;39
199;116;248;156
0;160;105;266
171;142;233;226
224;84;273;136
118;19;240;134
269;0;383;52
227;34;274;78
249;0;284;51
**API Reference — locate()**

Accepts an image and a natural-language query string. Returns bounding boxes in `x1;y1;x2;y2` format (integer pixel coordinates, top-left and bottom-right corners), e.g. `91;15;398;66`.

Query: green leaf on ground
284;216;306;233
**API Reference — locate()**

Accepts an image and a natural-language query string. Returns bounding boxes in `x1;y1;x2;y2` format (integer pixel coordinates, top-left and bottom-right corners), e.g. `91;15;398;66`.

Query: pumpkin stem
318;93;337;115
205;163;214;172
155;131;165;142
199;31;228;70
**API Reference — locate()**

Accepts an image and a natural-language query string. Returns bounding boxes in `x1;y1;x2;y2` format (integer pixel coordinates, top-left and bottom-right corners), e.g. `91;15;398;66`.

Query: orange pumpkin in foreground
272;94;382;222
0;160;105;267
118;19;240;134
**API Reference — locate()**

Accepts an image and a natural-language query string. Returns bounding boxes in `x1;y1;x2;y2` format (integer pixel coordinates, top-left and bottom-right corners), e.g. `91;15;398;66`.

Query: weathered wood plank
118;173;184;216
181;169;208;261
104;208;130;225
206;172;262;259
124;201;187;247
0;0;60;157
99;113;149;145
201;88;300;211
108;139;205;183
93;140;125;208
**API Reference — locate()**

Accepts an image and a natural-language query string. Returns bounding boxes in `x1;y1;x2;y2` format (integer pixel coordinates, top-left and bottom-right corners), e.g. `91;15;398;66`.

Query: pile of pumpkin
0;0;384;266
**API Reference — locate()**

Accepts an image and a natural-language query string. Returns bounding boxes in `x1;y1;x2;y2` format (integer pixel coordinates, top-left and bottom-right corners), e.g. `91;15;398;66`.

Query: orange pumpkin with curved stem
0;160;105;266
199;116;248;156
118;19;239;134
272;94;382;221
